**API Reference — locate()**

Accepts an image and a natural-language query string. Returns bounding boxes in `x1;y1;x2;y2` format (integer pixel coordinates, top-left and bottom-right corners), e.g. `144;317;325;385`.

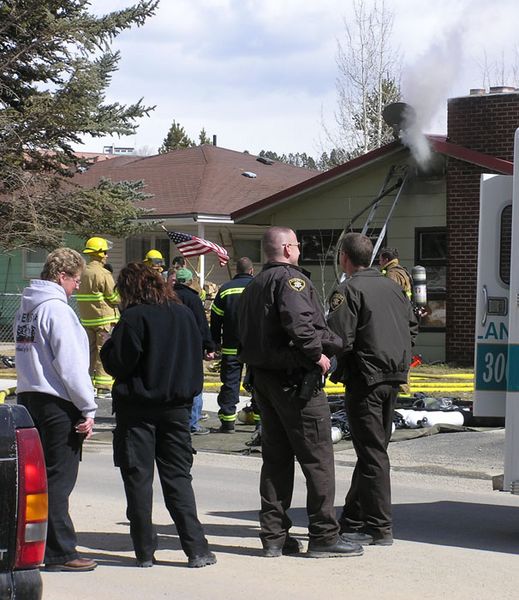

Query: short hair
171;256;185;268
236;257;253;274
116;262;178;309
340;233;373;267
41;248;85;282
262;226;294;261
380;247;399;261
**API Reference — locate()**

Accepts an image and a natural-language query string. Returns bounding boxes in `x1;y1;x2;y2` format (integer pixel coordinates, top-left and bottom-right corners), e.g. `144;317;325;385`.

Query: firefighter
210;257;254;433
378;248;412;299
77;236;119;398
143;249;165;273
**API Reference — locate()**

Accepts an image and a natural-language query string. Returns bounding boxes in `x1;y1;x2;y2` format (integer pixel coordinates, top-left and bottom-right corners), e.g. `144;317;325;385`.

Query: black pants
217;355;243;418
113;404;209;561
253;369;339;546
340;381;399;536
18;392;82;564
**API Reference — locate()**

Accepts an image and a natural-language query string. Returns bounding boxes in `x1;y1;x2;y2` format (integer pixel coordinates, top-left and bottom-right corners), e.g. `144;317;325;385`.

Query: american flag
165;230;229;266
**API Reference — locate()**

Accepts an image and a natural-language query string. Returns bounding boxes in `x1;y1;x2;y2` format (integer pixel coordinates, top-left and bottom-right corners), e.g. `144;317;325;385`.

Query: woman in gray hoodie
15;247;98;572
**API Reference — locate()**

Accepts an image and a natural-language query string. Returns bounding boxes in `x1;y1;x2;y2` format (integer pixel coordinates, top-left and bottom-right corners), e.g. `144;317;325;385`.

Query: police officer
328;233;418;547
210;257;254;433
238;226;363;559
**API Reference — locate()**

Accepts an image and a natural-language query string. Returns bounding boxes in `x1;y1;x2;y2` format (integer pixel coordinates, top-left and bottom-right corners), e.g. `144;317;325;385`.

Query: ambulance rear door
473;173;512;417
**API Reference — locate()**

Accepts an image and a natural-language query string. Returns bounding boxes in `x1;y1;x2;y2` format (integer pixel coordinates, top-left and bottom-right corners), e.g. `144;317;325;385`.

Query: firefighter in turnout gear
143;249;165;273
378;248;412;299
77;237;119;397
210;257;254;433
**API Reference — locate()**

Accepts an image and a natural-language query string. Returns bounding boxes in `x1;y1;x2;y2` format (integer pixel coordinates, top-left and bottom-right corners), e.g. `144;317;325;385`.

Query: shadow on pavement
208;500;519;555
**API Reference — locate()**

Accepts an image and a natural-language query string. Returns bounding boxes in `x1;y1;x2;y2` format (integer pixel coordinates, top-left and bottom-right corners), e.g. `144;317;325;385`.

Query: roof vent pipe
489;86;517;94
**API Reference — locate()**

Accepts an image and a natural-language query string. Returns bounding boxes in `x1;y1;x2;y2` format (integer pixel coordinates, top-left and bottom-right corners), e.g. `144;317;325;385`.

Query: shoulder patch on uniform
329;291;345;312
288;277;306;292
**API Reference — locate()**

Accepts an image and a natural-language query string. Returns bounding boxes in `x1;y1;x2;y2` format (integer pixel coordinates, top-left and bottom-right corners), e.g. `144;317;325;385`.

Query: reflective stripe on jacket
77;260;119;327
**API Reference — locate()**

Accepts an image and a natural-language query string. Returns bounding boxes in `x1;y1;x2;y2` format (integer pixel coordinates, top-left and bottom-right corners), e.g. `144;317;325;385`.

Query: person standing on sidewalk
238;226;363;559
76;236;119;398
173;268;215;435
15;248;97;572
210;257;254;433
328;233;418;547
100;263;216;569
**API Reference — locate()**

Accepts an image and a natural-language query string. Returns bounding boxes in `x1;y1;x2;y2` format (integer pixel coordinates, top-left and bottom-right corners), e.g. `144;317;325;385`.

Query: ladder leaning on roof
333;163;409;283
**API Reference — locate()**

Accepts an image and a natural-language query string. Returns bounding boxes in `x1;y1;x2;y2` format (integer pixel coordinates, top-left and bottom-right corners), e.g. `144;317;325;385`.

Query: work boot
262;536;302;558
341;530;393;546
187;552;217;568
216;421;235;434
306;536;363;558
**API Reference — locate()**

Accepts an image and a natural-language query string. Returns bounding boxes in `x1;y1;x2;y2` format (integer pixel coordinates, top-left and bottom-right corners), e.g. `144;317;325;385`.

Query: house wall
253;155;447;362
108;224;266;288
446;91;519;365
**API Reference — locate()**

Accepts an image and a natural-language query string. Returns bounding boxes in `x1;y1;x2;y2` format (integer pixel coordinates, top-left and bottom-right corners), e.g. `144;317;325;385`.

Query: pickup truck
0;403;47;600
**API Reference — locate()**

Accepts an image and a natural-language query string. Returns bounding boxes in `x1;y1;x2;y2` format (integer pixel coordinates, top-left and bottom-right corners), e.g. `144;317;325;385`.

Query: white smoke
401;31;464;170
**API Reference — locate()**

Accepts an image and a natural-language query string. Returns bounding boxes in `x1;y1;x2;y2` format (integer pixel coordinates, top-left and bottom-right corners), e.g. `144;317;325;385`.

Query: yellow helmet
143;249;165;270
83;236;112;255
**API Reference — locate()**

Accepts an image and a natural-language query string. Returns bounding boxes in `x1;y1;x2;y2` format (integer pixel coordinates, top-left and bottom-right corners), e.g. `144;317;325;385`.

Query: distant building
102;145;136;156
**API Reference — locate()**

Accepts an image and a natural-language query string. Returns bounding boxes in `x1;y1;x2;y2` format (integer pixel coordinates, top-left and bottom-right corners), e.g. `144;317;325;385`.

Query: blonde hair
41;248;85;282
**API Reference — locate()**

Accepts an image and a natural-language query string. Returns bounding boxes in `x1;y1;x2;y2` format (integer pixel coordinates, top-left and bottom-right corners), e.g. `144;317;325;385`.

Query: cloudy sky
85;0;519;158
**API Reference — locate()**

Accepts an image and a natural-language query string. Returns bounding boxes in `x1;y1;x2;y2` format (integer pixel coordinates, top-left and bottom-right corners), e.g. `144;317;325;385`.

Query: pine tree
198;128;211;145
158;121;194;153
0;0;158;251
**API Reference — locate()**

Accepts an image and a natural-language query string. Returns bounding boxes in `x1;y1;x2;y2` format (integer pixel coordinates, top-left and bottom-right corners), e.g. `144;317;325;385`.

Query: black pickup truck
0;404;47;600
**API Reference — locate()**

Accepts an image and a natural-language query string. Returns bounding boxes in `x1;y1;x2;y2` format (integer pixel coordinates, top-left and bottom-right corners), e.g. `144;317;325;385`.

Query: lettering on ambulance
477;321;509;340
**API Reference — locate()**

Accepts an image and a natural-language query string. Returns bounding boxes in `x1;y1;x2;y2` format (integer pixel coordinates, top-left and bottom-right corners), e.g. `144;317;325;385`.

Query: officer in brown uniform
328;233;418;547
238;226;363;559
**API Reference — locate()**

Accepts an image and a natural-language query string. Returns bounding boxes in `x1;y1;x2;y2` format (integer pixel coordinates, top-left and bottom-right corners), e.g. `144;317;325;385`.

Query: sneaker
306;537;363;558
96;389;112;400
191;427;210;436
199;413;209;421
187;552;217;568
263;536;302;558
45;557;97;572
341;530;393;546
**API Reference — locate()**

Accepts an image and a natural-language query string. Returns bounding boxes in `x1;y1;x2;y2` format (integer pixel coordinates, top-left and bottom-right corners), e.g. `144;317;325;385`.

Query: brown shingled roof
73;145;317;217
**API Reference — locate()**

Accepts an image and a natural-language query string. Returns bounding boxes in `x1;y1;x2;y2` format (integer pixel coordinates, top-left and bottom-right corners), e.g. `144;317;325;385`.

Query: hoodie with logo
14;279;97;418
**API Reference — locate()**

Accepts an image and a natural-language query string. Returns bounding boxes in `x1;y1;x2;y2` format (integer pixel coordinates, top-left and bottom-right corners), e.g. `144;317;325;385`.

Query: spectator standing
76;236;119;398
174;268;215;435
210;257;254;433
100;263;216;568
328;233;418;546
15;248;97;572
238;226;363;559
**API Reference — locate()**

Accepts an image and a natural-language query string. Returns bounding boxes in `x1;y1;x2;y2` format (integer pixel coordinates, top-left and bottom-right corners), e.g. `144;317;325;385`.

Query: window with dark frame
500;205;512;285
296;228;385;265
415;227;447;331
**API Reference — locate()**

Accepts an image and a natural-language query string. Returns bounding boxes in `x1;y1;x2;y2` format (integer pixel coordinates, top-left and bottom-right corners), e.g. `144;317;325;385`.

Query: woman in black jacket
100;263;216;569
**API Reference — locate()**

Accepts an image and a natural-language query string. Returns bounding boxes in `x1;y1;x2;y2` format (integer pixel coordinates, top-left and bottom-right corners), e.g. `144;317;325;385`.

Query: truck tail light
15;428;48;569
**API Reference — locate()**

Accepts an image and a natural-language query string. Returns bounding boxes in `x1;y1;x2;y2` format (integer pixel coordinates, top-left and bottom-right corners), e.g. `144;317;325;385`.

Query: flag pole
197;222;206;288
